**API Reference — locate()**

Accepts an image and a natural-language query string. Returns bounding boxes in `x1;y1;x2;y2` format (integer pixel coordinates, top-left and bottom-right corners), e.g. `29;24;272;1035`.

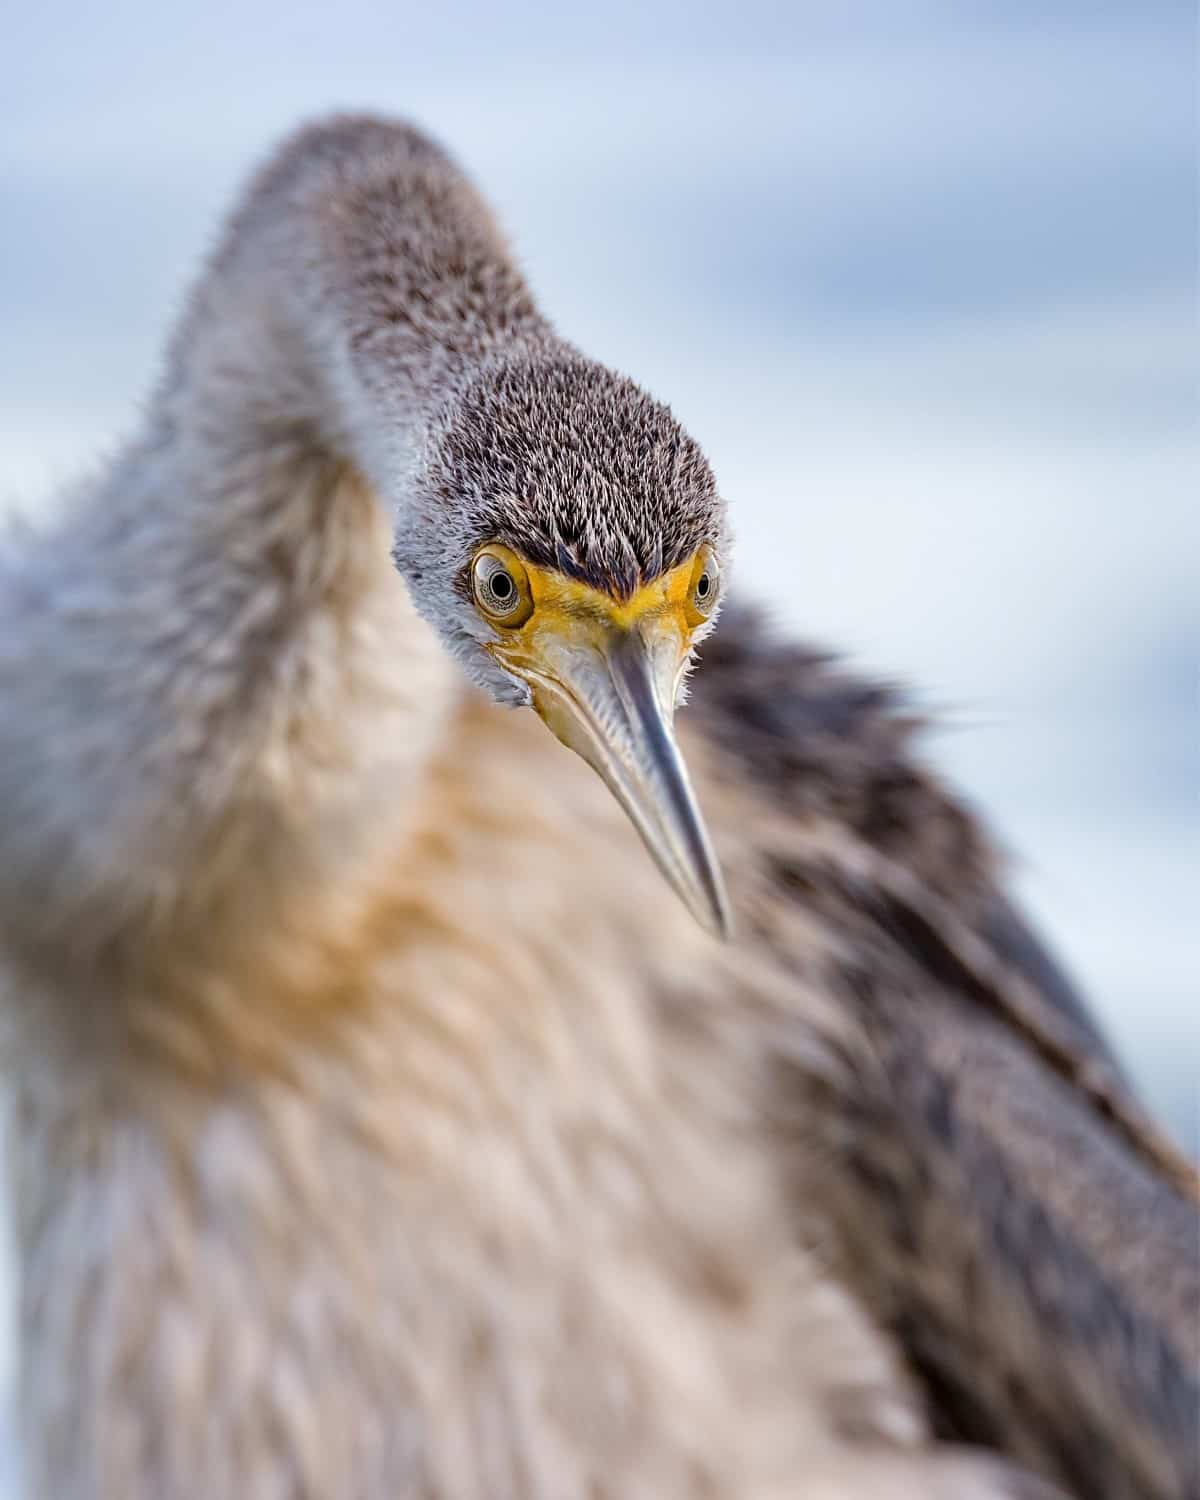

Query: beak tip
682;866;734;943
706;908;735;944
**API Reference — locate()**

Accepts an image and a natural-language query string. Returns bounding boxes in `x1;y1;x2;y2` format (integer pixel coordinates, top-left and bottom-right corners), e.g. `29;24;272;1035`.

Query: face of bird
467;541;730;939
394;351;732;939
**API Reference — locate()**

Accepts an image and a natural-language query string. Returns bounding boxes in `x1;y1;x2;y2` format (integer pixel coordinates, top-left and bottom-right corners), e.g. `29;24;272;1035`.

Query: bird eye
471;547;534;627
686;547;720;625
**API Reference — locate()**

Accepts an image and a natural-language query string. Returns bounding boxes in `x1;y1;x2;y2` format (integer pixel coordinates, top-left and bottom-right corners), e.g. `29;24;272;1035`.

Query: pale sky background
0;11;1195;1446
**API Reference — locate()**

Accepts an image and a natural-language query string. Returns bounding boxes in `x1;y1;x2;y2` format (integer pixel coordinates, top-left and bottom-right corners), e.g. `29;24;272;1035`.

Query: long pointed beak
505;624;731;940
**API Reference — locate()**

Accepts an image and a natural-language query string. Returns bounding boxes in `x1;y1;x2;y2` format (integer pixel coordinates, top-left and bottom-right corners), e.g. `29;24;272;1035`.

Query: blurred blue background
2;2;1195;1159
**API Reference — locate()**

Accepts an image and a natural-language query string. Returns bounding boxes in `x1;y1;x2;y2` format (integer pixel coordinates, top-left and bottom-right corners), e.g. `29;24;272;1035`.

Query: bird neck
160;116;555;518
0;118;549;972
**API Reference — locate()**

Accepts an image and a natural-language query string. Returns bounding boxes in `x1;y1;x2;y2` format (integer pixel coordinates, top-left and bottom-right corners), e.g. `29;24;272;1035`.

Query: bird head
393;348;731;938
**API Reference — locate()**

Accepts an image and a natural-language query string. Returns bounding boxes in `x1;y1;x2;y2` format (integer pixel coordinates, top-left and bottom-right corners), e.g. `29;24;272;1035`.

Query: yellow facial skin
470;543;730;939
475;545;717;683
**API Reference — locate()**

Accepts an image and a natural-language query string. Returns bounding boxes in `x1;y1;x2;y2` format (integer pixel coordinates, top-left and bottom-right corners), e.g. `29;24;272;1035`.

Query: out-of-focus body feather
0;114;1193;1500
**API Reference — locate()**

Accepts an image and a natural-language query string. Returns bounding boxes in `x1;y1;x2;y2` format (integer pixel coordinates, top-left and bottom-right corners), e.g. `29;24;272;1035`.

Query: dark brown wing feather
692;608;1200;1500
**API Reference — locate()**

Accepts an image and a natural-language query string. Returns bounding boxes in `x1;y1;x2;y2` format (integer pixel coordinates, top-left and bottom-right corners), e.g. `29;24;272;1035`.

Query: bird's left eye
686;547;721;624
471;546;534;627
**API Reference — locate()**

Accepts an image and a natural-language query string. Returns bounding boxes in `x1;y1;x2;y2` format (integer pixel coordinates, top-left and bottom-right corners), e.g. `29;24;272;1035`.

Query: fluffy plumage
691;615;1199;1497
0;113;1194;1500
430;351;724;599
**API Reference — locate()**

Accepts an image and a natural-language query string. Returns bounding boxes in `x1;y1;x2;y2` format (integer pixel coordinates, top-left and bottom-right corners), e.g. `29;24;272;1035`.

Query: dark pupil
696;573;711;599
491;571;514;601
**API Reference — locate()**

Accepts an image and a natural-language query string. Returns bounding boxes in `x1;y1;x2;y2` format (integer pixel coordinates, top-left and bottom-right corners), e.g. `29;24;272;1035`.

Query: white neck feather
0;118;534;968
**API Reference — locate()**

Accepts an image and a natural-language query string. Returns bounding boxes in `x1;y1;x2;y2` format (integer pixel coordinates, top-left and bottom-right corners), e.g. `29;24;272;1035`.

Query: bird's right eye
471;546;534;627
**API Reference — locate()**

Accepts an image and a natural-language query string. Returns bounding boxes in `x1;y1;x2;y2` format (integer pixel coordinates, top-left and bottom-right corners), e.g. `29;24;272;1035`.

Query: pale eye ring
471;549;532;625
689;550;720;620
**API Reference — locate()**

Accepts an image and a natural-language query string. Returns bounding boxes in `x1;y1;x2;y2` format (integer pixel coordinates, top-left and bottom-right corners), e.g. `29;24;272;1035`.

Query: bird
0;112;1195;1500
